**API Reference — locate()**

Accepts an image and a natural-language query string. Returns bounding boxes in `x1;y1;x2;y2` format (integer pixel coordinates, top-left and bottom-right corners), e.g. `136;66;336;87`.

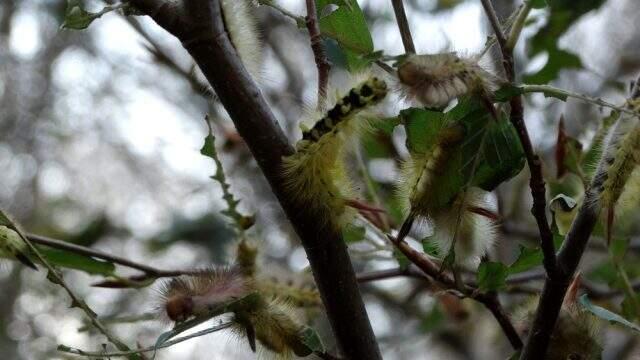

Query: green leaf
524;49;582;85
525;0;605;83
579;294;640;332
61;0;123;30
422;239;440;257
401;99;525;212
342;224;366;243
530;0;547;9
299;326;325;354
38;248;115;276
477;261;509;292
317;0;374;71
508;246;543;274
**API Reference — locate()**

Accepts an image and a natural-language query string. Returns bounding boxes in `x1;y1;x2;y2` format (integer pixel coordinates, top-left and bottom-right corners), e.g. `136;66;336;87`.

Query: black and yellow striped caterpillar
282;77;388;227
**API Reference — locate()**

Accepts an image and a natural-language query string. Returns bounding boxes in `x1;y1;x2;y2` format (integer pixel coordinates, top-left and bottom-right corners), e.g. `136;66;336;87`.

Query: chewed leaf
579;294;640;332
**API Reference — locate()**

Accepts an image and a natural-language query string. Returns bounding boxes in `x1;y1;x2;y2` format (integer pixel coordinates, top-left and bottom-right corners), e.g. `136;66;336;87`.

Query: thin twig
59;322;234;357
521;84;638;116
481;0;556;278
505;0;533;51
0;212;138;358
387;235;523;349
26;233;196;277
391;0;415;54
305;0;331;110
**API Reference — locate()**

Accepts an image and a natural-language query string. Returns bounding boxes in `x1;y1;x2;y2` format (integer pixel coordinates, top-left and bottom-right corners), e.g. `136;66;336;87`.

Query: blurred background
1;0;640;358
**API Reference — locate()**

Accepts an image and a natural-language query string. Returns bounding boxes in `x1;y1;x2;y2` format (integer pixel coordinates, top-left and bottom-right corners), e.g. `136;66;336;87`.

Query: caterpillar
0;225;36;269
589;106;640;242
395;125;497;266
282;76;388;227
221;0;262;81
194;0;262;97
157;268;311;357
396;52;500;108
516;276;602;360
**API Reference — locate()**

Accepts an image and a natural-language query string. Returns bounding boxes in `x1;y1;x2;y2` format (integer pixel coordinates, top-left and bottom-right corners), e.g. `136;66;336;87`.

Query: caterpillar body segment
301;77;388;142
589;113;640;242
0;225;36;269
429;187;497;267
221;0;263;81
517;277;603;360
157;269;309;358
396;53;500;108
282;77;389;228
395;124;466;242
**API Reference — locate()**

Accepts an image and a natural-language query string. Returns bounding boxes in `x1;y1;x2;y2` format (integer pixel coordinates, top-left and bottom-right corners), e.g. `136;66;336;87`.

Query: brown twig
126;1;382;358
391;0;415;54
480;0;556;278
26;233;196;278
388;235;523;349
305;0;331;110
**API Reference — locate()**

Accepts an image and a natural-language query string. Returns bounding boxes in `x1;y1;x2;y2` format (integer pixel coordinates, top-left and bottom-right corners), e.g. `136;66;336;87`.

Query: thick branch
305;0;331;109
127;1;381;358
391;0;415;54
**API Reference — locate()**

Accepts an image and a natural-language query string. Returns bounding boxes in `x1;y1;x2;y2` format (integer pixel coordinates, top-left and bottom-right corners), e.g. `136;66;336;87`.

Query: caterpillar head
156;268;252;323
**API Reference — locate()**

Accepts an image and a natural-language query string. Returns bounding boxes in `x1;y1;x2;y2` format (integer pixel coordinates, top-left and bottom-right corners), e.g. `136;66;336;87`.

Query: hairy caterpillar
396;53;500;108
0;225;36;269
157;268;310;357
221;0;262;80
395;124;497;265
589;108;640;242
234;240;321;308
428;188;497;267
282;76;388;227
517;277;602;360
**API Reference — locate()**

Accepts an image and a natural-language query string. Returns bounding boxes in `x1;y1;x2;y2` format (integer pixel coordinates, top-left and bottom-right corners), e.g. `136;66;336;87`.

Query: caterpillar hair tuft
396;52;501;108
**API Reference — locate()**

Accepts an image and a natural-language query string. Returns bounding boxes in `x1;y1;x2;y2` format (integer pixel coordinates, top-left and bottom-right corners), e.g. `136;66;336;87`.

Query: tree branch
391;0;415;54
305;0;331;109
26;233;195;278
126;1;381;358
519;76;640;360
388;236;523;349
481;0;556;277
